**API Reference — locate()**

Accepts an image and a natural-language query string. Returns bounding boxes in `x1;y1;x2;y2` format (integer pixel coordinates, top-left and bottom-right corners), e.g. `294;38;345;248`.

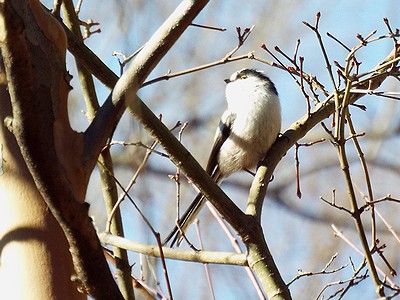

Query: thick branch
82;0;210;173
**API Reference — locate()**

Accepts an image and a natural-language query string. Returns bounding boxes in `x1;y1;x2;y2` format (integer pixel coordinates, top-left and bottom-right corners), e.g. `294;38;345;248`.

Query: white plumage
164;68;281;246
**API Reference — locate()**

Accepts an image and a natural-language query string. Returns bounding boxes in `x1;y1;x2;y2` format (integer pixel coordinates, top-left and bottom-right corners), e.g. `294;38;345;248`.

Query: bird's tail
163;192;206;247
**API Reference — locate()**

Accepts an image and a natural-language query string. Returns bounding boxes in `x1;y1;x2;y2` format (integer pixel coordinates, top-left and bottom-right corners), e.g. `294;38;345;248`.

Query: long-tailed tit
164;68;281;246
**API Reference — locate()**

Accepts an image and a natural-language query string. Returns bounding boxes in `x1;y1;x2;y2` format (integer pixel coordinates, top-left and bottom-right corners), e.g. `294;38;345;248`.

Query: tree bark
0;73;83;299
0;0;119;298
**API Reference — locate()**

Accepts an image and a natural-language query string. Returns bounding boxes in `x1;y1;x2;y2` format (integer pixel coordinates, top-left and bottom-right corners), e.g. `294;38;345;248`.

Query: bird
163;68;281;247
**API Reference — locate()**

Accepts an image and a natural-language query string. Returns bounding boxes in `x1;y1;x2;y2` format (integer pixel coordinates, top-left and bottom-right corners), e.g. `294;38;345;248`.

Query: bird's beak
224;78;231;84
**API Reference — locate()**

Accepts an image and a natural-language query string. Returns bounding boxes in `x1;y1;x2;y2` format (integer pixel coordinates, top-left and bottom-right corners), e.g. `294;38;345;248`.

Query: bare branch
287;253;347;286
99;233;247;266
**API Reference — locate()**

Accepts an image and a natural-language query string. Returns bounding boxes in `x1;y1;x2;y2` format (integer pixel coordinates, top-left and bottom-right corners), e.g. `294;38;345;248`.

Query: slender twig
287;253;347;286
102;170;174;300
261;44;328;100
320;24;390;296
144;255;167;298
326;32;351;52
303;12;338;94
80;19;101;40
262;44;313;102
356;56;400;80
106;140;169;158
170;122;199;250
142;52;253;87
274;45;296;66
103;249;162;300
190;22;226;31
317;258;368;300
359;196;400;210
113;44;146;74
383;18;398;43
374;243;397;277
194;220;216;300
350;89;400;101
260;44;290;74
105;120;180;233
346;121;376;245
299;57;312;116
331;224;397;288
375;208;400;245
320;121;336;142
103;138;158;234
205;202;266;299
294;139;325;198
141;25;254;87
293;39;301;62
294;143;302;198
179;178;265;298
75;0;83;14
224;25;255;59
320;195;352;215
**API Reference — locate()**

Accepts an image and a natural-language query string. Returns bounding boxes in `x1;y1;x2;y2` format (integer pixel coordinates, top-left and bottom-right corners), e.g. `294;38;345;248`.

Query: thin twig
79;19;101;40
331;224;397;288
303;12;338;94
224;25;255;59
320;194;352;215
317;258;368;300
383;18;398;43
102;171;174;300
103;249;162;300
142;25;255;87
205;202;266;299
287;253;347;286
106;140;169;157
105;120;180;233
142;52;254;87
113;44;146;75
194;220;216;300
294;143;302;198
170;122;199;250
75;0;83;14
326;32;351;52
190;22;226;31
375;208;400;245
294;139;325;198
261;44;328;100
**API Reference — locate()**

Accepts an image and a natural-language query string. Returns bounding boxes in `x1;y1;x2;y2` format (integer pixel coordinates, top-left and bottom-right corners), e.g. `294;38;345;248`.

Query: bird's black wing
163;111;236;247
206;110;236;177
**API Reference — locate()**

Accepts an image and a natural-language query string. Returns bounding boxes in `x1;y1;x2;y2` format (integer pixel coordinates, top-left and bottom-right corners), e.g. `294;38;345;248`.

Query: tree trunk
0;82;84;299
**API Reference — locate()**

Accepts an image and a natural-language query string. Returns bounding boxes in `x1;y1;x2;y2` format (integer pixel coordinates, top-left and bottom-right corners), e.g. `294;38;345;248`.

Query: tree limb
100;232;247;266
82;0;210;173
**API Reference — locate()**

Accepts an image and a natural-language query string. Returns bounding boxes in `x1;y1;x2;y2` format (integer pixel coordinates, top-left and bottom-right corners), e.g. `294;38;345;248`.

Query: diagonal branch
82;0;210;173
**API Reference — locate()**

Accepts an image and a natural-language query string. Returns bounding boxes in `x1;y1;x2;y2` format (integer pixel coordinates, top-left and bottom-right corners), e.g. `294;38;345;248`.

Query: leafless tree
1;1;399;299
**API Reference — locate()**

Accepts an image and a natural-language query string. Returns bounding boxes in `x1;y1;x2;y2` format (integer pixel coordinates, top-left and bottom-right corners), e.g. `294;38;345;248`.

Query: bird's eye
240;74;248;79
